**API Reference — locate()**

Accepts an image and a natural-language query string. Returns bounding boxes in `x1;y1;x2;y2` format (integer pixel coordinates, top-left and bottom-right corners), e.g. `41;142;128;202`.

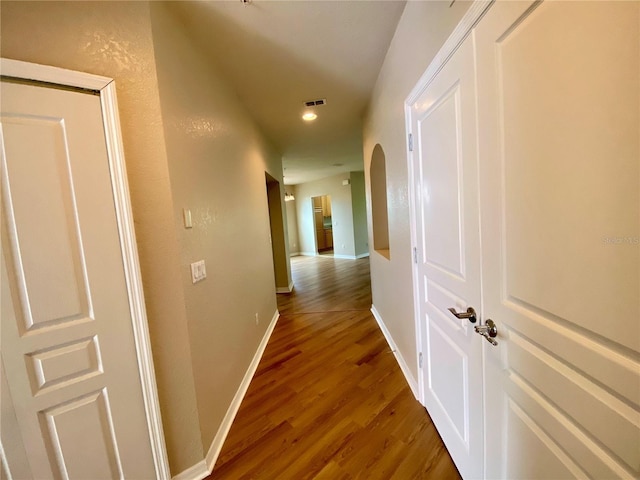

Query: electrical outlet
255;313;259;325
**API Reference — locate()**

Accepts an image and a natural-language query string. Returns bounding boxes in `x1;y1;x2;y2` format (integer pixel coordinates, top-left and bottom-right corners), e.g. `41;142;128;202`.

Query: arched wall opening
370;144;390;259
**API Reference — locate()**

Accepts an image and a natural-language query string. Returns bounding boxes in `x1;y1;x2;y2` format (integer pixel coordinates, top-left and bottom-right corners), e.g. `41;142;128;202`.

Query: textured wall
149;1;286;459
363;0;472;382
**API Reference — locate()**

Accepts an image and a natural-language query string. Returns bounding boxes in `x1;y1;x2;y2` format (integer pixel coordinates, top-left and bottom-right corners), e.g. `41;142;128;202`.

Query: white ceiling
168;0;406;185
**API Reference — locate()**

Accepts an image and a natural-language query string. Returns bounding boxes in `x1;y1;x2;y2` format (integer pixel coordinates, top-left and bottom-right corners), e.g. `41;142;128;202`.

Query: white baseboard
332;254;356;260
297;252;369;260
276;280;294;294
205;309;279;471
172;460;208;480
334;253;370;260
172;310;280;480
289;252;301;257
370;305;419;400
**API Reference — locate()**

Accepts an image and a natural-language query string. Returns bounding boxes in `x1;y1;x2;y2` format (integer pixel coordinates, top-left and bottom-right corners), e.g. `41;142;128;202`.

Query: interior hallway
209;256;460;479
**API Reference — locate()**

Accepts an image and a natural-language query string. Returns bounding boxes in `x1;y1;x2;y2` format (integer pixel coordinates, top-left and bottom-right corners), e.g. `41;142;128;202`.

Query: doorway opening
265;173;291;293
311;195;333;255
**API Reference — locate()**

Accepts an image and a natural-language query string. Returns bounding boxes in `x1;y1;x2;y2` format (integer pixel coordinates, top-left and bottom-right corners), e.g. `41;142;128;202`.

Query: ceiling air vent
304;98;327;107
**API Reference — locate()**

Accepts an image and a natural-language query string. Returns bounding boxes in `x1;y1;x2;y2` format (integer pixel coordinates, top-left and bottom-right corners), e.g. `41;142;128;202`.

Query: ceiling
168;0;407;185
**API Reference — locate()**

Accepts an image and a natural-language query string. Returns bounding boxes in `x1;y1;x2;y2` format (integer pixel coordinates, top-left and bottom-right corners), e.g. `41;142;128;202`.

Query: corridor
209;256;460;479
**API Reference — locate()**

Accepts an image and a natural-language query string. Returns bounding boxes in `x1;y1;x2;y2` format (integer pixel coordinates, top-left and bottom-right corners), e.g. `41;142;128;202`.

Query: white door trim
405;0;493;107
404;0;493;405
0;58;171;480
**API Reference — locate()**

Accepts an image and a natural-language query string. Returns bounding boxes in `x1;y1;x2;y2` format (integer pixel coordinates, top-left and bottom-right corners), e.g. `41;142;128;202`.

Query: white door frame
404;0;493;406
0;58;170;480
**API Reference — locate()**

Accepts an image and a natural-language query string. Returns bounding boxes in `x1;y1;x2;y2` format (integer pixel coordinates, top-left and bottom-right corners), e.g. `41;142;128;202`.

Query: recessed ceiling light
302;112;317;121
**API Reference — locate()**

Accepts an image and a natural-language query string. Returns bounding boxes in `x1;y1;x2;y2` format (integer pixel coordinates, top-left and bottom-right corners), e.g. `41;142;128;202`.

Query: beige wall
2;1;289;475
294;173;357;258
149;2;287;455
363;1;472;382
285;196;301;255
266;175;291;291
350;172;369;258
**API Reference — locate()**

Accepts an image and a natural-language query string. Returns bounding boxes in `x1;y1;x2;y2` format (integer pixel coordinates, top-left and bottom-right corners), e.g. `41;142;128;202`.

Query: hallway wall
285;197;301;256
350;171;370;258
363;1;472;384
150;2;287;462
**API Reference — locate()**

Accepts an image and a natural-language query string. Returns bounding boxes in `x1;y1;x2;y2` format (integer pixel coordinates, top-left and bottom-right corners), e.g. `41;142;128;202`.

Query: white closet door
409;34;484;479
1;79;157;479
476;1;640;478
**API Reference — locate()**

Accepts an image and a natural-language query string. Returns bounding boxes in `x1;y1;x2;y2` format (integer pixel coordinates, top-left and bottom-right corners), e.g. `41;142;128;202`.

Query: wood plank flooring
276;255;373;315
208;255;460;479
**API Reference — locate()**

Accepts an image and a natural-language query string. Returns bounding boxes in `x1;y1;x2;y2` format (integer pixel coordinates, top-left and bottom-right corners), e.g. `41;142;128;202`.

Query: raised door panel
476;1;640;478
1;116;92;332
420;88;464;279
497;2;639;351
1;359;32;480
40;390;121;479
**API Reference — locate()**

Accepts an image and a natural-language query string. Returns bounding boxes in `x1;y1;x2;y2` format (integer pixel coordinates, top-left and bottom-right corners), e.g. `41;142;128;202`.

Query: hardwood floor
209;255;460;479
276;255;373;315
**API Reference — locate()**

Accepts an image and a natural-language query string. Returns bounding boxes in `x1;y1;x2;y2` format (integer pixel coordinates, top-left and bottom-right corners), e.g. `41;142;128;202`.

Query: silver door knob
475;319;498;346
447;307;477;324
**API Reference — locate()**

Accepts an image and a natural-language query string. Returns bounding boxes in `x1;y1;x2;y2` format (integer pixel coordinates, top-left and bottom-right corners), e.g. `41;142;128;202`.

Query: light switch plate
183;208;193;229
190;260;206;283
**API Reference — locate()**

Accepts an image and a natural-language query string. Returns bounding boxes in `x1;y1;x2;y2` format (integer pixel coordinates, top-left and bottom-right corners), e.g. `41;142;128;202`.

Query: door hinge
419;352;423;368
413;246;418;264
408;133;413;152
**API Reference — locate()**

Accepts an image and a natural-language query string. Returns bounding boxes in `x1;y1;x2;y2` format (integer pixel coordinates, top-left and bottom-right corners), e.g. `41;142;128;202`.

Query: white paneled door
1;73;160;477
409;1;639;478
477;1;639;478
409;35;484;479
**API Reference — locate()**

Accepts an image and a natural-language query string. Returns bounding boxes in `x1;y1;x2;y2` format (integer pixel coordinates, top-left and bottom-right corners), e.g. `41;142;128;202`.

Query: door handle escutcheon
475;319;498;346
447;307;477;324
